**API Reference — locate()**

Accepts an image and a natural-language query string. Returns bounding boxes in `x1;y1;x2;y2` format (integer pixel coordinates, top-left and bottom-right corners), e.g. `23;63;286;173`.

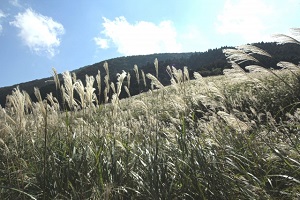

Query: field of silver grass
1;32;300;199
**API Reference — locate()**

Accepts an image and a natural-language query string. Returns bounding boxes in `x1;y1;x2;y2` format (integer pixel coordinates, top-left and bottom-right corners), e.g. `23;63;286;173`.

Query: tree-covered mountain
1;42;300;107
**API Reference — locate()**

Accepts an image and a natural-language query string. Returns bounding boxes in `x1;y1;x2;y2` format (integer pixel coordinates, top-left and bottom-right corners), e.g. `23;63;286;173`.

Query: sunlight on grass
1;30;300;199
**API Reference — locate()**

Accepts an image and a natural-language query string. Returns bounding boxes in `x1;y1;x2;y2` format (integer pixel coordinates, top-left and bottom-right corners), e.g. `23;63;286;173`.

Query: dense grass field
1;44;300;199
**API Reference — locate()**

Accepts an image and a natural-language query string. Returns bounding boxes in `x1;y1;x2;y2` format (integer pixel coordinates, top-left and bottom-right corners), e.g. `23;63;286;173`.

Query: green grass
1;48;300;199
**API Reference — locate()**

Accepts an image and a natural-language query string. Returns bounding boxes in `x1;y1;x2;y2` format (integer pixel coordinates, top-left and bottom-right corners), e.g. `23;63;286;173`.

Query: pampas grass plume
146;73;164;89
154;58;158;78
141;70;147;87
133;64;140;85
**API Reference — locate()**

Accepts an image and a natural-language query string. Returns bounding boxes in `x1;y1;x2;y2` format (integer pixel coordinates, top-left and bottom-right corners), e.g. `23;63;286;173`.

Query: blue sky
0;0;299;87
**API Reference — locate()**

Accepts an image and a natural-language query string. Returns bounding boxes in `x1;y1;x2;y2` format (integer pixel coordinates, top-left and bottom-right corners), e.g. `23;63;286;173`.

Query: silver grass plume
7;87;24;113
24;92;33;114
47;92;60;111
141;70;147;87
7;86;26;123
193;72;208;90
146;73;164;89
167;66;178;91
111;93;119;117
1;104;16;126
237;45;272;57
85;75;96;107
170;77;178;92
231;61;246;72
223;48;259;64
72;72;77;83
273;28;300;45
133;64;140;85
104;87;109;103
277;61;299;71
127;72;131;89
104;74;110;94
63;90;78;109
223;62;248;81
273;34;300;45
96;70;101;101
34;87;46;116
193;71;203;80
172;66;183;84
52;68;60;90
166;65;173;79
61;85;66;105
74;79;85;108
183;66;190;82
116;70;127;97
124;86;131;97
62;71;76;109
103;61;109;79
230;39;300;89
224;44;272;68
245;65;269;73
154;58;158;78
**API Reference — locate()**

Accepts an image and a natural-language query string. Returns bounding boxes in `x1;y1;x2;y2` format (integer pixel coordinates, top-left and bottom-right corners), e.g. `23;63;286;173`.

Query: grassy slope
1;62;300;199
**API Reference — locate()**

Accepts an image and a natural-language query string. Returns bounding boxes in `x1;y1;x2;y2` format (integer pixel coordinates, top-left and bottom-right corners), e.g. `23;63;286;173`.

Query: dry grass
1;36;300;199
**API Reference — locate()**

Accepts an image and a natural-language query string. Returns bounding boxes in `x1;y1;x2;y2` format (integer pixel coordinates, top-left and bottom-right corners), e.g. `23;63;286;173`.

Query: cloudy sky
0;0;299;87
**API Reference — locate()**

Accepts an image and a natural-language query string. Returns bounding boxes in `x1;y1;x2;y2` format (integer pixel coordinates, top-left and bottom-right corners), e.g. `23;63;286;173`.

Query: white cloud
0;10;5;18
95;16;182;55
0;10;6;33
216;0;274;43
10;8;65;57
94;37;109;49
